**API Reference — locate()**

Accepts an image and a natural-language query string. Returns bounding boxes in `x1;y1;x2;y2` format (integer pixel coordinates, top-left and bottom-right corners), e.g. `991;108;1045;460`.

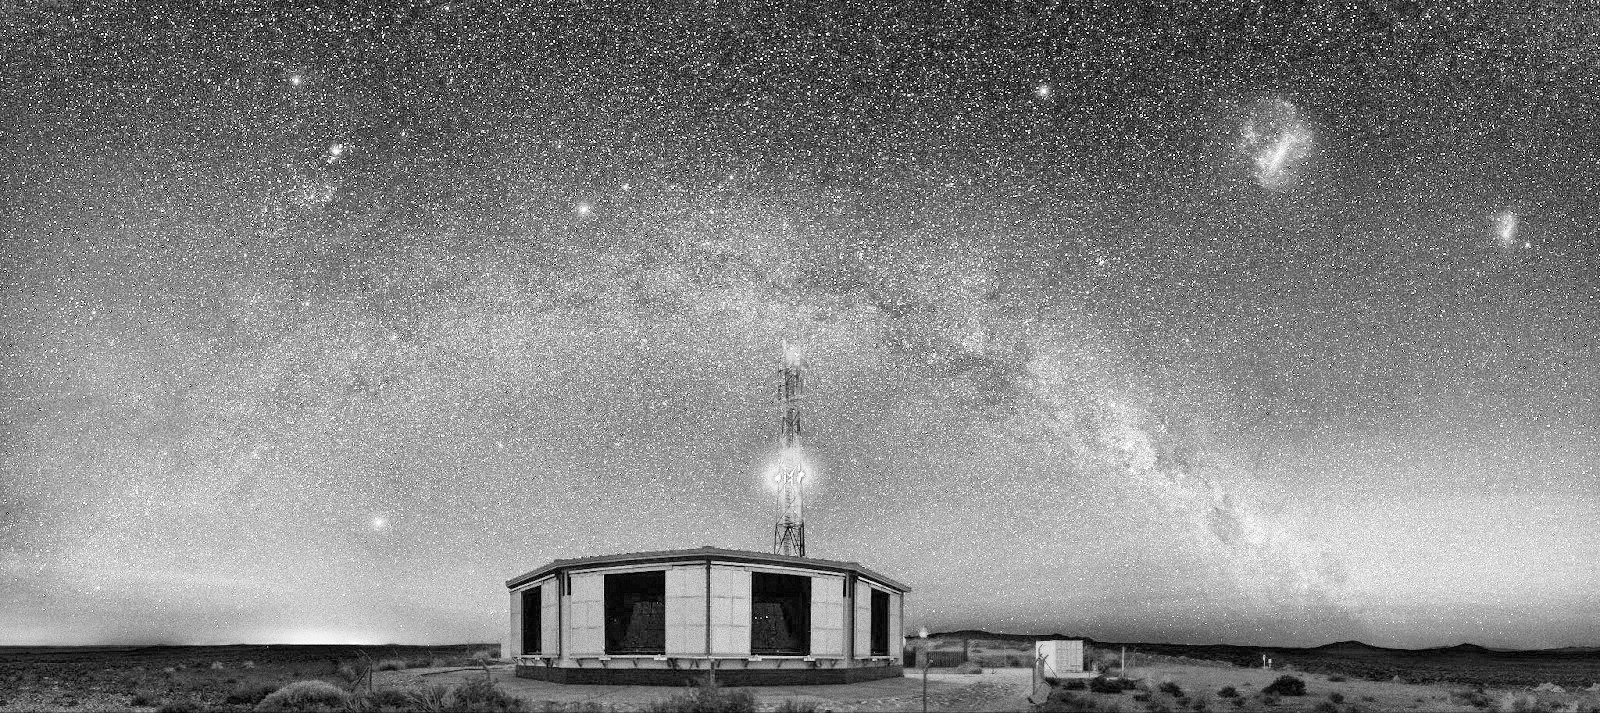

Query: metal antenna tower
774;341;806;557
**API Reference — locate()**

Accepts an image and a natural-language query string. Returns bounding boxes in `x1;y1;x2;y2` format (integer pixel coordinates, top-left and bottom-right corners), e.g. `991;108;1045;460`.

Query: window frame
750;571;811;655
520;585;542;655
603;570;667;655
870;587;890;656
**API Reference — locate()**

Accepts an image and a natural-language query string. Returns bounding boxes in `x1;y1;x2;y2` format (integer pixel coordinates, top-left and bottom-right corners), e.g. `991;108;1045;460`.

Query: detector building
503;546;908;685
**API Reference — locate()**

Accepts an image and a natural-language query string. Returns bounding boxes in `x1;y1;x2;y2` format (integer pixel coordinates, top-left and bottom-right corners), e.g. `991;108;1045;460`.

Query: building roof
505;546;910;592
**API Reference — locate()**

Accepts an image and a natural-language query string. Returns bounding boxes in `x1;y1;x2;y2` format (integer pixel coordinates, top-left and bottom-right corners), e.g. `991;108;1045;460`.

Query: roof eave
505;546;909;592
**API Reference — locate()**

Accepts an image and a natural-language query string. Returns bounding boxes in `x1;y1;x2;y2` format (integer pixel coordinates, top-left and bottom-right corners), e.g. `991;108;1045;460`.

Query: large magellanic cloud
1239;97;1315;191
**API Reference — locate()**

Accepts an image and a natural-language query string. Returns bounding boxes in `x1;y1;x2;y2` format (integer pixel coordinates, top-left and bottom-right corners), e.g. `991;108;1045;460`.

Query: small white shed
1035;639;1086;680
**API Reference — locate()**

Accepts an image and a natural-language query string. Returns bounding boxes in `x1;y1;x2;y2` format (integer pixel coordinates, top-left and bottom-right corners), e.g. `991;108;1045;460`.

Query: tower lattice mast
774;342;806;557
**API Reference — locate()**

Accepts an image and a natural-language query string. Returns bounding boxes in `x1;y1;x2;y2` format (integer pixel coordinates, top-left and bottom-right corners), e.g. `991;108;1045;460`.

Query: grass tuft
439;674;529;712
1039;688;1126;713
642;679;757;713
256;679;352;712
1496;693;1553;713
225;681;278;705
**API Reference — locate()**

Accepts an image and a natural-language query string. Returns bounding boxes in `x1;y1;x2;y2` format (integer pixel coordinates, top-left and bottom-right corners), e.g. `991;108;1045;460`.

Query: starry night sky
3;1;1596;649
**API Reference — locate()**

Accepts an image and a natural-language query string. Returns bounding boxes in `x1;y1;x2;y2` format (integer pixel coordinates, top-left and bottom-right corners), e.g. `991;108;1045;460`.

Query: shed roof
505;546;910;592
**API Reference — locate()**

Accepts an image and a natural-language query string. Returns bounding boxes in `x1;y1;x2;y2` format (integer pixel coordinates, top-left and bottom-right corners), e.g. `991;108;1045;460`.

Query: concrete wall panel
889;592;903;663
568;573;605;656
665;564;708;655
540;580;560;655
853;581;872;658
708;565;751;656
810;574;845;656
506;589;521;660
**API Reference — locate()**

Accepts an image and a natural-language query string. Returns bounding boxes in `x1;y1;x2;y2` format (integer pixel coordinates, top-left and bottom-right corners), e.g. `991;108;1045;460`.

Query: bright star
370;516;388;532
1035;84;1052;99
576;203;593;216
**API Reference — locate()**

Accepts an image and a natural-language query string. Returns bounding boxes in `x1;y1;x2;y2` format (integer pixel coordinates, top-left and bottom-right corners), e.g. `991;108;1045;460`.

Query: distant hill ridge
927;631;1587;655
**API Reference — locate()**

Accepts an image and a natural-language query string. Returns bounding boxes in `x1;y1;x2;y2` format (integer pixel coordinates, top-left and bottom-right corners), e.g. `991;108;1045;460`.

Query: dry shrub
350;688;415;712
440;675;528;712
1496;693;1552;713
410;684;452;711
642;680;757;713
256;680;352;711
1039;689;1125;712
1262;675;1306;696
338;661;363;685
374;658;408;671
1091;676;1135;694
955;661;982;674
242;660;257;669
210;661;225;670
225;682;278;705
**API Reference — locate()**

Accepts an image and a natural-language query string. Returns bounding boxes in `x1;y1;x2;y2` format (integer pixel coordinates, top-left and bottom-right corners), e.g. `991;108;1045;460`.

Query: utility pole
921;637;932;713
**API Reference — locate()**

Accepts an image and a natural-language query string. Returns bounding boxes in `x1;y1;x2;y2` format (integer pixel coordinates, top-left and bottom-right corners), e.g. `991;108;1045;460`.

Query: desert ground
2;637;1598;712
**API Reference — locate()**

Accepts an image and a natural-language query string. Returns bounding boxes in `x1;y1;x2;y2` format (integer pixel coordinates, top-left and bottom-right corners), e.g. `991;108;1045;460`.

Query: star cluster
1;1;1596;648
